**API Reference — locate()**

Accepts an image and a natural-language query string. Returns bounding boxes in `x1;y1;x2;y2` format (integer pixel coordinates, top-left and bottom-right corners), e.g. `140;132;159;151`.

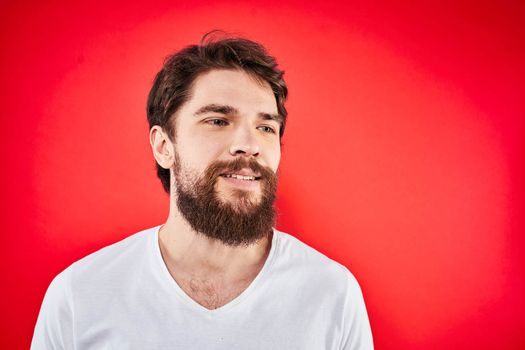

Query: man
32;34;373;349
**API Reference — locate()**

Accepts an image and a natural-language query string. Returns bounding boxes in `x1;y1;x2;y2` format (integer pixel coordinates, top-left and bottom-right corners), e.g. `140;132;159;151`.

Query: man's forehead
187;69;278;114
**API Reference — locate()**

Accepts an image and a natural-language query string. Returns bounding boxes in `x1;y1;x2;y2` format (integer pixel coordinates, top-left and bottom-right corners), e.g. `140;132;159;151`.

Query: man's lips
220;174;261;181
219;174;261;190
219;168;262;180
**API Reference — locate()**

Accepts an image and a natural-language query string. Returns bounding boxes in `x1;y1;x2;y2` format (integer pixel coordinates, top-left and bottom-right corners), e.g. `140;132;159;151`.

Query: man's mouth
220;174;261;181
219;167;262;182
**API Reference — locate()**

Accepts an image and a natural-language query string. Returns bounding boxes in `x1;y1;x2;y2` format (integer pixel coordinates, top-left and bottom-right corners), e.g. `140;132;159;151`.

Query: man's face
171;69;282;245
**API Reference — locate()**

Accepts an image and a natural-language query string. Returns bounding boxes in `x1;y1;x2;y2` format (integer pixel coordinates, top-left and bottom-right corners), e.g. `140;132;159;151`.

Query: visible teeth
224;174;256;180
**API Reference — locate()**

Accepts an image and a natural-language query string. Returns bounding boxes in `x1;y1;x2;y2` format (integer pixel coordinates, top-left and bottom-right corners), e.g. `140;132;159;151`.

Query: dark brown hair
147;32;288;194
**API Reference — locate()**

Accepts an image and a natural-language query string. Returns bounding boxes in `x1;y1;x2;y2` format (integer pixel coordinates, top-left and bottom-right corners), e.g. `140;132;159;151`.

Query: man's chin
176;182;276;246
217;194;262;214
217;186;261;202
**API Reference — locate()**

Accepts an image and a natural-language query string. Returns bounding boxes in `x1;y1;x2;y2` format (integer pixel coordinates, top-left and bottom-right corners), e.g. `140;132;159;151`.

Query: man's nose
229;126;260;157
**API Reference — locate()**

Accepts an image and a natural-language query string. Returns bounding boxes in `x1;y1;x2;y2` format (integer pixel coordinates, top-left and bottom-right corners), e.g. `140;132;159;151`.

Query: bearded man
31;34;374;349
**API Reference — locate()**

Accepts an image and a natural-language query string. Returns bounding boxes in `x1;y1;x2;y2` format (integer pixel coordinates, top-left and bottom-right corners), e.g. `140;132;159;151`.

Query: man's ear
150;126;175;169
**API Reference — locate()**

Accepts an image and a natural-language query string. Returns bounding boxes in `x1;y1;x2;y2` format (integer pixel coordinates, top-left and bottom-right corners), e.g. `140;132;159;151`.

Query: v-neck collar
151;225;280;316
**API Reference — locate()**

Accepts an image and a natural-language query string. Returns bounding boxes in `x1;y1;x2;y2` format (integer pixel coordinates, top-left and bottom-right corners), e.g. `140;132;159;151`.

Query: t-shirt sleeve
31;269;75;350
340;270;374;350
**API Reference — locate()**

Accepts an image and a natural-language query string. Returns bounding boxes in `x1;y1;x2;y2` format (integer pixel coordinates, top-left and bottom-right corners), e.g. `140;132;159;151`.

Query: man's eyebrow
193;104;282;124
258;112;283;124
194;104;239;116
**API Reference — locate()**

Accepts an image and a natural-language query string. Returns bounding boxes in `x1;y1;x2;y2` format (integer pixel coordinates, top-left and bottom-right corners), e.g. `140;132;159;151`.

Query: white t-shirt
32;226;373;349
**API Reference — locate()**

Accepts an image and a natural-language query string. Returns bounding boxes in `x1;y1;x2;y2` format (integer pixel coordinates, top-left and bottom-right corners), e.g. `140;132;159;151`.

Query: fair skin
149;69;281;310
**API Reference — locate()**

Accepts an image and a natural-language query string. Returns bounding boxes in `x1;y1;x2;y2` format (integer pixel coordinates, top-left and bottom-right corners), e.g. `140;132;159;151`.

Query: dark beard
174;157;278;247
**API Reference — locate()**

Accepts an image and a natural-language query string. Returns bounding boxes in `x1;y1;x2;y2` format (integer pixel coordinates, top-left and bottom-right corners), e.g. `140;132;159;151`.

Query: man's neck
157;206;272;309
159;218;271;274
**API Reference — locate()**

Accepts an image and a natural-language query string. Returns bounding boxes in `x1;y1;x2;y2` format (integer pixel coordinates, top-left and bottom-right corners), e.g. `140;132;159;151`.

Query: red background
1;1;524;349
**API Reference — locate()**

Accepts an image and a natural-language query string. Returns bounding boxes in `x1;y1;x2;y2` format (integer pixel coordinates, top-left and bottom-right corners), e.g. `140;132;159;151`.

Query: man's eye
206;119;229;126
258;126;277;134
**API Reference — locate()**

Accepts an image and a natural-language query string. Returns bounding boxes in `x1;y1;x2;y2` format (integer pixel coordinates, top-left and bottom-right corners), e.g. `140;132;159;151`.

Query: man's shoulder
273;230;360;290
274;229;347;269
61;226;159;283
